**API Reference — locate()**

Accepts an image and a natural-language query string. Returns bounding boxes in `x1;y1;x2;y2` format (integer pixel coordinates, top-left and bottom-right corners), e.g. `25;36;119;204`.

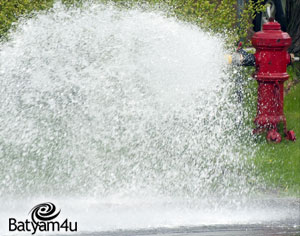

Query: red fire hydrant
234;19;296;143
252;19;296;143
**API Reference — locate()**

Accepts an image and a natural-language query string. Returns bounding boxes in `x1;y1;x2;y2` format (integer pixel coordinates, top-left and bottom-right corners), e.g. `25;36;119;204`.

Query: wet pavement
56;223;300;236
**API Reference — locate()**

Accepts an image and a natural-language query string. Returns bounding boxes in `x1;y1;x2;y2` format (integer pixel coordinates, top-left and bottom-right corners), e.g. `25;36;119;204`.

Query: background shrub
0;0;54;39
0;0;264;45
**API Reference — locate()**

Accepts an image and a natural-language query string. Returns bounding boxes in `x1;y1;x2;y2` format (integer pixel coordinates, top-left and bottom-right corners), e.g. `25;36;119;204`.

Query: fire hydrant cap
263;19;281;30
252;19;291;48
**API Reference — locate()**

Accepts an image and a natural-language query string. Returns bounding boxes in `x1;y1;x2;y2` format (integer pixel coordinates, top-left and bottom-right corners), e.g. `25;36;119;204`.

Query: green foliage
236;0;265;41
287;62;300;83
0;0;265;45
129;0;266;45
0;0;55;40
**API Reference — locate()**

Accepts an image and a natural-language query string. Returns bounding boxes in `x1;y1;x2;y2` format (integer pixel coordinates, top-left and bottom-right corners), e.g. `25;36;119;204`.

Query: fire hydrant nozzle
290;53;300;63
226;48;255;66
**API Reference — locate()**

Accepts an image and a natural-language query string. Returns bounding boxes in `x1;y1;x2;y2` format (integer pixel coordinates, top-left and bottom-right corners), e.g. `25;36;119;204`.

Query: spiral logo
29;202;61;223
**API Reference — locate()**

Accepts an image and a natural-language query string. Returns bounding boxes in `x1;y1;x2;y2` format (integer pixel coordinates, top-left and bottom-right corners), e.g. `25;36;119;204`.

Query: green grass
253;82;300;196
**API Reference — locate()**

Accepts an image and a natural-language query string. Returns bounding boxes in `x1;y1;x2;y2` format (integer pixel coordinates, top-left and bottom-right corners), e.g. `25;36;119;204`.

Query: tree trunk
286;0;300;54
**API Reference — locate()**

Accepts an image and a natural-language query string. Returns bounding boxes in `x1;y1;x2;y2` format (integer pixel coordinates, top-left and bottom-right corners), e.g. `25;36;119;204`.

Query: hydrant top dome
263;18;281;30
252;20;291;49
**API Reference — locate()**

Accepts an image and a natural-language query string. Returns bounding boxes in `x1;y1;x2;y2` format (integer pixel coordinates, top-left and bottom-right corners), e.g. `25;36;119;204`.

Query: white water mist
0;1;255;199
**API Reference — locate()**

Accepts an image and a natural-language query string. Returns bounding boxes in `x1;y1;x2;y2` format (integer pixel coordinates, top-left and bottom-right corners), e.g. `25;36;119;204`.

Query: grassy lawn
253;82;300;196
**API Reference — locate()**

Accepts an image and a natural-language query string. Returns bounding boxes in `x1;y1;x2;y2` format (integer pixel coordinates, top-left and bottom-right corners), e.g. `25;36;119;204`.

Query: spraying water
0;1;298;234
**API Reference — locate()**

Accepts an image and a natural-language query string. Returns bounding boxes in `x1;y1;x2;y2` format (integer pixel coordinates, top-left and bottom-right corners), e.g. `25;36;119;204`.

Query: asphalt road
57;224;300;236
